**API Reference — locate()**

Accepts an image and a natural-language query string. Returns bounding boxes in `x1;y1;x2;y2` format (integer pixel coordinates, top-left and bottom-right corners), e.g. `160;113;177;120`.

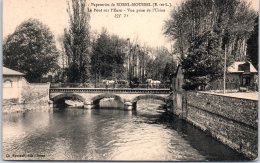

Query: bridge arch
51;93;86;104
132;94;167;103
91;93;125;105
131;95;167;109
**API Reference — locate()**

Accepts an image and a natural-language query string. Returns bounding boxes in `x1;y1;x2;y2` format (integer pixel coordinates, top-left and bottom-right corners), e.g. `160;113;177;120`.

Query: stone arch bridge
49;88;170;110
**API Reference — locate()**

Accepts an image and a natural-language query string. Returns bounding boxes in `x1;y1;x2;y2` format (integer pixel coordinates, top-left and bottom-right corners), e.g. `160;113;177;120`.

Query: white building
227;61;258;90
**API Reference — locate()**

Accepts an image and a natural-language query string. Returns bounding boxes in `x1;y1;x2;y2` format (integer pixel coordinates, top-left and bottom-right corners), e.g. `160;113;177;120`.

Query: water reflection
2;100;247;161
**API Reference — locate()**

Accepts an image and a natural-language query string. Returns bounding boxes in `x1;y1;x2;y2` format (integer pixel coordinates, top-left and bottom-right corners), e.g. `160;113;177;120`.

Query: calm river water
2;100;247;161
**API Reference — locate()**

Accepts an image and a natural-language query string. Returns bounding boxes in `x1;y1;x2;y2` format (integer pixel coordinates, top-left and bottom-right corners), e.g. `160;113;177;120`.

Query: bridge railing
50;83;170;89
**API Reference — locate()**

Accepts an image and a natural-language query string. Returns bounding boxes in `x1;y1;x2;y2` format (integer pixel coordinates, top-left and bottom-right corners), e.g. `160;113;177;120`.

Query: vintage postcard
2;0;258;161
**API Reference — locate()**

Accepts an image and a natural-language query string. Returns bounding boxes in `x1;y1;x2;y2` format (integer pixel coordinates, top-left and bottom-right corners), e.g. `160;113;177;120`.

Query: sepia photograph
2;0;258;161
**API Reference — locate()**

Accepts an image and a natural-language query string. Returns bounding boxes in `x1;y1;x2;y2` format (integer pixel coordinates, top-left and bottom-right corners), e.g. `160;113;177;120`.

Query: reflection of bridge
49;88;170;110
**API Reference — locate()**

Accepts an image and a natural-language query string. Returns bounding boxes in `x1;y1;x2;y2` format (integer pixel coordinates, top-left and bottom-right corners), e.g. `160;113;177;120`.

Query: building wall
21;79;50;104
3;76;23;102
3;77;50;104
171;91;258;159
3;77;51;113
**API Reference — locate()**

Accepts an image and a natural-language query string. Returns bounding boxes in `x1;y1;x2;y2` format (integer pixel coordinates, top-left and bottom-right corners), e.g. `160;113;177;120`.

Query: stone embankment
3;79;52;113
170;91;258;160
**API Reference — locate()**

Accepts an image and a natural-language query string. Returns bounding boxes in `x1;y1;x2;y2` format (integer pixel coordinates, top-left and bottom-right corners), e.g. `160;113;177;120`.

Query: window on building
238;62;250;72
3;80;12;88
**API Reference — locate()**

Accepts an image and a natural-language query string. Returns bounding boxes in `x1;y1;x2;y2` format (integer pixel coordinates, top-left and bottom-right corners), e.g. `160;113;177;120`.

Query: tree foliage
181;32;224;90
63;0;91;82
164;0;257;89
91;30;127;81
145;47;177;82
163;62;176;83
247;16;258;69
3;18;58;82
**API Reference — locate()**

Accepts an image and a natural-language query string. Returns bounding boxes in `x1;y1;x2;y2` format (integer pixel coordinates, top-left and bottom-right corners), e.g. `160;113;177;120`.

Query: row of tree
164;0;258;90
61;0;177;84
3;0;176;84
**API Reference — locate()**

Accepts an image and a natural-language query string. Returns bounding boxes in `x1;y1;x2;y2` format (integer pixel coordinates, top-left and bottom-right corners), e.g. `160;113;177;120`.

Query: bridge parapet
50;83;170;89
50;88;170;94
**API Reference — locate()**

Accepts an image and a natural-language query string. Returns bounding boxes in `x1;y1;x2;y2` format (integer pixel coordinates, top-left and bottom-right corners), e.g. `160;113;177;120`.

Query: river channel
2;100;247;161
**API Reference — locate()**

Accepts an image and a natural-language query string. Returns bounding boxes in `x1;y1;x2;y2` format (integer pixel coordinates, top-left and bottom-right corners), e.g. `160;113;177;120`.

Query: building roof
3;67;24;76
227;61;257;73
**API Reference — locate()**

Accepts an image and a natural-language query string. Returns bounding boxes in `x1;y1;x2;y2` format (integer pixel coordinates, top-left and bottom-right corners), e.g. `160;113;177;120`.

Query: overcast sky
3;0;259;50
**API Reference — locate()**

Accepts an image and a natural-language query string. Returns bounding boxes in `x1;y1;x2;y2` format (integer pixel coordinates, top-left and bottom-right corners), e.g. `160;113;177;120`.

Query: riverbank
2;99;53;114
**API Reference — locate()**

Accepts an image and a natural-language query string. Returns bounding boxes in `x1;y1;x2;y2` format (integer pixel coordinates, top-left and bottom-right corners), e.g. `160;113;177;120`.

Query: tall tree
164;0;256;60
163;62;176;83
181;32;224;90
63;0;91;83
247;16;258;69
91;31;112;81
91;30;127;81
3;18;58;82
